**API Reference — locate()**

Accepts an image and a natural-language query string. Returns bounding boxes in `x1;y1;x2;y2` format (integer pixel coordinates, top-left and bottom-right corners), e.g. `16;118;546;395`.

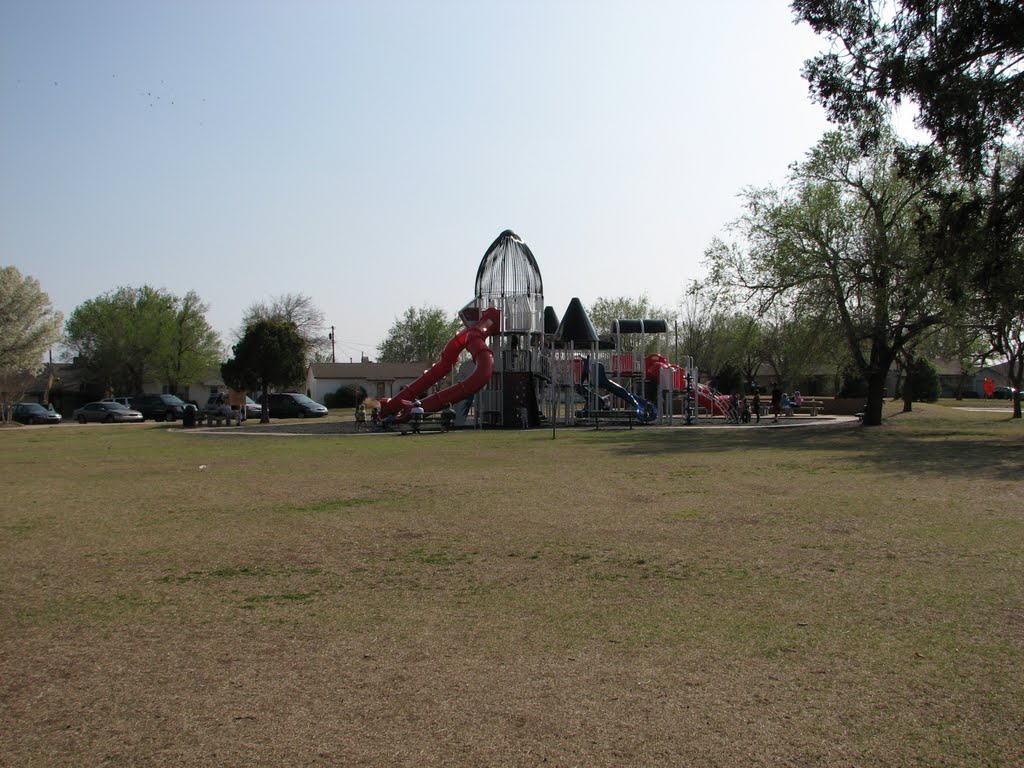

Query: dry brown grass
2;405;1022;766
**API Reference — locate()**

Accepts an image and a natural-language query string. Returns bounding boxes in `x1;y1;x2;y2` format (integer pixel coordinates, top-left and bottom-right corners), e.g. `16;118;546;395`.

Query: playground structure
377;229;734;427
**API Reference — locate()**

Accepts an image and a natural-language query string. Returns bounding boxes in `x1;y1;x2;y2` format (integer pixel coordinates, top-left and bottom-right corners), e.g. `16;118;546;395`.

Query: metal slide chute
578;357;657;423
379;307;501;422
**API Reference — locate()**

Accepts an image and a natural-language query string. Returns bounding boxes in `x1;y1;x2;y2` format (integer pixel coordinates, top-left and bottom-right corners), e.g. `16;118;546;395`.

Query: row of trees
65;287;222;395
0;267;64;421
696;0;1024;425
0;269;337;423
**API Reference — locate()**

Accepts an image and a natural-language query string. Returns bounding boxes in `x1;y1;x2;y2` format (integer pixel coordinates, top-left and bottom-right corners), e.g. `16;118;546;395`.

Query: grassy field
2;403;1022;767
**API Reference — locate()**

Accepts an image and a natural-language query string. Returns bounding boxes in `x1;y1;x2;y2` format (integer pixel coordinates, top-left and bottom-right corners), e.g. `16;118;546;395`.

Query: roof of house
308;361;430;381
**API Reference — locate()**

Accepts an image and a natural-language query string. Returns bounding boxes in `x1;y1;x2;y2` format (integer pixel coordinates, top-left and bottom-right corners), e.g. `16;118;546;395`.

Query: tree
705;129;956;425
242;293;329;363
795;0;1024;176
727;312;766;391
671;286;770;391
587;294;673;336
377;305;461;363
156;291;223;392
0;267;63;422
759;305;838;394
906;356;941;403
918;323;989;400
65;286;221;396
984;302;1023;418
795;0;1024;342
676;286;728;379
221;319;307;423
974;145;1024;418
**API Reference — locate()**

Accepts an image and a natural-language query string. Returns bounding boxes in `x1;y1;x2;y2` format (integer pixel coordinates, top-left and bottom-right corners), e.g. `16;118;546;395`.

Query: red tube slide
379;307;501;421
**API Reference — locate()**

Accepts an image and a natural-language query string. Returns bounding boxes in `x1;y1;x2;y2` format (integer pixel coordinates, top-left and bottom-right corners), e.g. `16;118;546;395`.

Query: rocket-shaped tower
473;230;545;426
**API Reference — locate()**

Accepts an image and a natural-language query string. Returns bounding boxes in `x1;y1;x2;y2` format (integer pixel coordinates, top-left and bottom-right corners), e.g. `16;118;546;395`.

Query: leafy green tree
377;305;461;363
158;291;223;392
705;129;956;425
0;266;63;421
759;305;837;394
918;323;989;400
795;0;1024;176
728;313;765;392
796;1;1024;375
985;305;1024;419
906;356;941;403
587;294;673;335
221;319;307;423
65;286;221;395
713;361;743;395
973;146;1024;418
241;293;329;363
676;286;729;379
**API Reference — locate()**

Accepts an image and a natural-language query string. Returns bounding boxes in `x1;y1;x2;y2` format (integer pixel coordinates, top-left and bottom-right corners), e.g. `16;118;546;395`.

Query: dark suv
259;392;328;418
130;394;187;422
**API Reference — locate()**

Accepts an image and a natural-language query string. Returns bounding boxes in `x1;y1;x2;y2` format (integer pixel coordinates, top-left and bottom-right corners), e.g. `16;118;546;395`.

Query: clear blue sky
1;0;833;361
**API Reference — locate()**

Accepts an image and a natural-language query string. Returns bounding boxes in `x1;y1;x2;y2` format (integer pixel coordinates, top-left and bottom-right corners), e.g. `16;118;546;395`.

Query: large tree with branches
794;0;1023;175
0;267;63;420
376;305;461;364
706;129;957;425
795;0;1024;384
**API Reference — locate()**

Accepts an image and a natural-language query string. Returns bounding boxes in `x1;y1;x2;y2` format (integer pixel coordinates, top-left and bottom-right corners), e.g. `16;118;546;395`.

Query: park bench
204;409;241;427
758;400;826;417
792;400;826;416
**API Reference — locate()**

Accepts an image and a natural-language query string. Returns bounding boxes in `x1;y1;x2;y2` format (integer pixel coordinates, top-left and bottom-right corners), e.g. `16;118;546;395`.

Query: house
306;361;433;404
934;359;1013;398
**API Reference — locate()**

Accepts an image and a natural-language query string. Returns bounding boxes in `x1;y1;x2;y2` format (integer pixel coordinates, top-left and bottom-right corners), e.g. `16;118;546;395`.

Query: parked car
259;392;328;418
129;393;187;422
101;396;132;407
991;386;1020;401
10;402;62;425
73;401;144;424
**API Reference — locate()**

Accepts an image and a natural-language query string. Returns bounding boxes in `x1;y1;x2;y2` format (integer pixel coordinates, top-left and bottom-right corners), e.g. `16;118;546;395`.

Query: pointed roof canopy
544;306;560;335
475;230;543;303
554;298;599;343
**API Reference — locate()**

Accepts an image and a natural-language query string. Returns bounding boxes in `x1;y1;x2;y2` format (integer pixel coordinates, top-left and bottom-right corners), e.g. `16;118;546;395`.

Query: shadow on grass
586;416;1023;482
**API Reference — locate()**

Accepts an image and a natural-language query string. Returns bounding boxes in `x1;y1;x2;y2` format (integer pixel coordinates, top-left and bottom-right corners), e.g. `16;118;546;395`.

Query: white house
306;361;432;404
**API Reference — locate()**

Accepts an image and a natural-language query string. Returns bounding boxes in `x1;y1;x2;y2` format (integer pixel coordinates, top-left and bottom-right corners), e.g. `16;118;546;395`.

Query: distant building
306;361;432;404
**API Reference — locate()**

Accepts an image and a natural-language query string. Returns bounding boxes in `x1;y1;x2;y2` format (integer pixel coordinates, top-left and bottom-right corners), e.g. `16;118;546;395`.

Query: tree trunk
864;373;887;426
954;370;967;401
260;385;271;424
902;365;913;413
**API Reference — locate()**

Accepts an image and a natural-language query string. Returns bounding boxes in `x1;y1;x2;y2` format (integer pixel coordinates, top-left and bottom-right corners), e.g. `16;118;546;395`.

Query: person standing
354;403;367;432
752;389;761;424
410;400;425;434
770;384;782;424
440;403;456;432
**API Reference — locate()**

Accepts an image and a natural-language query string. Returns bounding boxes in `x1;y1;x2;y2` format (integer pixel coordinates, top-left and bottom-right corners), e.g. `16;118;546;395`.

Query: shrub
328;384;368;408
908;357;940;402
714;362;743;395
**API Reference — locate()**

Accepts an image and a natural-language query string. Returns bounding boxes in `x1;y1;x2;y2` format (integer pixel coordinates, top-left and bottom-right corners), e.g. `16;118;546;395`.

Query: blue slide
578;358;657;423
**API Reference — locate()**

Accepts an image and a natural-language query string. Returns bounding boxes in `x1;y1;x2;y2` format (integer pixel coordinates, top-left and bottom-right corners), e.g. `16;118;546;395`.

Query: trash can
182;404;198;428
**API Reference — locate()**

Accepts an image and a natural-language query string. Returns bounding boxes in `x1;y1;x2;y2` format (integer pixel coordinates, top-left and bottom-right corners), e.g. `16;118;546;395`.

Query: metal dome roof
474;230;543;302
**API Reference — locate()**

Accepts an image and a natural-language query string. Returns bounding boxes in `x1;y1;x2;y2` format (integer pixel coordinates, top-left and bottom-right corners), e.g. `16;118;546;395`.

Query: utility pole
330;326;336;363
